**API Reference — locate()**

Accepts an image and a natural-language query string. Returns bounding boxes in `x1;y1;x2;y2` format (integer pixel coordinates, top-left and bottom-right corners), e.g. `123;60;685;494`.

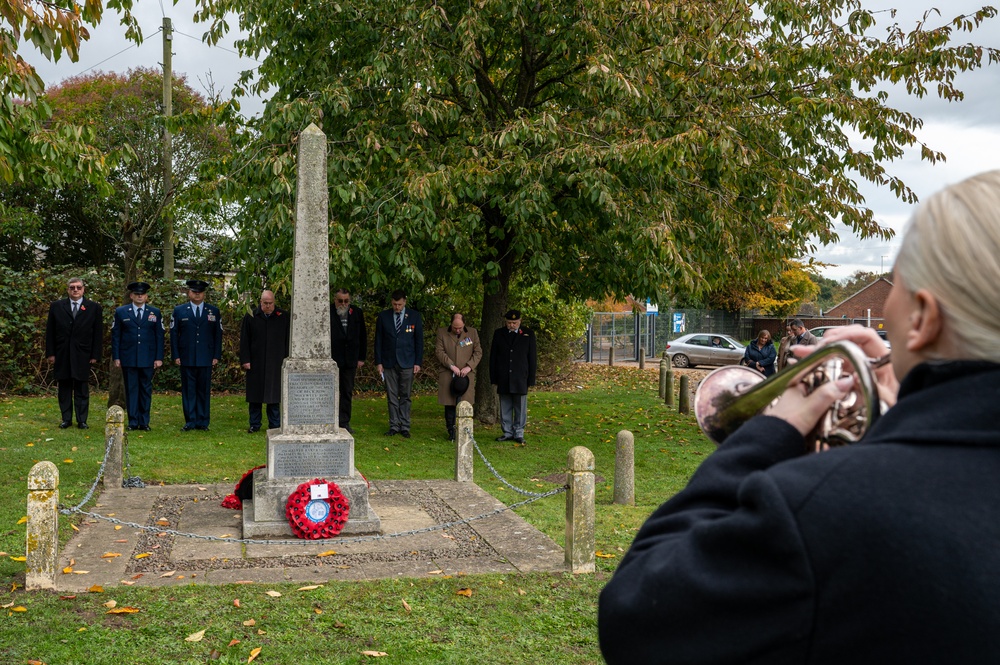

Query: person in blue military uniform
111;281;164;430
374;289;423;438
171;279;223;431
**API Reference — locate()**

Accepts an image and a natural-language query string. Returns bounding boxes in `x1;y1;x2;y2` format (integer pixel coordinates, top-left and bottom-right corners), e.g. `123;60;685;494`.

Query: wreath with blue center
285;478;350;539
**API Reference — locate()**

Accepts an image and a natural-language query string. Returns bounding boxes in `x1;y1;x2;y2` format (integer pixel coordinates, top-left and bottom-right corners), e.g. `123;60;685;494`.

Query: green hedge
0;266;589;396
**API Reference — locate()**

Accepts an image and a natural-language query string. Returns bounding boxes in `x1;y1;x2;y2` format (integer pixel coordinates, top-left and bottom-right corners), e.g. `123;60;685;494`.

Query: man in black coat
45;277;103;429
240;290;289;433
489;309;537;444
330;288;367;434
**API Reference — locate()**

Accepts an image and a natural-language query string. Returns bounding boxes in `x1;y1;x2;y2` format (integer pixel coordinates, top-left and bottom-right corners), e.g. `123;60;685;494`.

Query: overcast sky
24;0;1000;282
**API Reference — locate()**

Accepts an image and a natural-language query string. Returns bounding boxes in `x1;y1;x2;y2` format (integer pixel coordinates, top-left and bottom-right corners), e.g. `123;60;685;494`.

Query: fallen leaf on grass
71;524;79;531
595;551;617;559
185;629;206;642
106;607;140;614
401;599;412;613
9;556;26;562
243;619;256;627
16;516;27;525
456;588;473;597
247;646;262;663
120;581;135;586
63;459;73;463
228;639;240;647
11;606;27;612
361;651;388;657
26;659;45;664
1;602;13;608
88;585;104;593
233;599;241;608
103;600;117;609
60;595;76;600
256;629;265;635
265;590;281;597
334;621;346;629
517;589;526;596
297;585;322;591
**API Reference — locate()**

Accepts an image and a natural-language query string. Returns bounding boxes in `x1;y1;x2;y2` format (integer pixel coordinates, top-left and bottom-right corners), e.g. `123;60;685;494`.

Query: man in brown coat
435;313;483;440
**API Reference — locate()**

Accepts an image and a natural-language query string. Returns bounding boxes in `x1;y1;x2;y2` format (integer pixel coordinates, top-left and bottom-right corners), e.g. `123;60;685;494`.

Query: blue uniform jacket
170;302;223;366
111;304;165;368
374;308;423;369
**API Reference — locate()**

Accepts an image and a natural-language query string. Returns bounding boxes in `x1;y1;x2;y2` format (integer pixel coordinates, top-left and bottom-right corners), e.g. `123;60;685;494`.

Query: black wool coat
45;298;104;381
489;326;537;395
599;361;1000;665
330;304;367;369
239;307;289;403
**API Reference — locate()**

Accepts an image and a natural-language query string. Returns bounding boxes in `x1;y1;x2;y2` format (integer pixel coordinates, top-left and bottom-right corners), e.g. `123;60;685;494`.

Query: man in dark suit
330;288;367;434
45;277;104;429
111;281;164;430
489;309;537;444
171;279;223;431
240;290;289;433
374;289;423;438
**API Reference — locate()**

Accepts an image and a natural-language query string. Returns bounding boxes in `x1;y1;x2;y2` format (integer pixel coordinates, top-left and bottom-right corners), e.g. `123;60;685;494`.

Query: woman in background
435;313;482;440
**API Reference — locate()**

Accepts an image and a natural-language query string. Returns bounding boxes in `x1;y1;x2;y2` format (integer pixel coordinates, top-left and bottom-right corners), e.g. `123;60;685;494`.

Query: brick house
825;277;893;321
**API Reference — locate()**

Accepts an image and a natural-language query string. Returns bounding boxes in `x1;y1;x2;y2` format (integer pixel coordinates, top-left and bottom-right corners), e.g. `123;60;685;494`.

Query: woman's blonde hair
895;170;1000;361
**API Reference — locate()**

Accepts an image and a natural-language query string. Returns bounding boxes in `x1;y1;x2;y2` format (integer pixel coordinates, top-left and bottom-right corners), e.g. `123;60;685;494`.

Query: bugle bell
694;340;887;453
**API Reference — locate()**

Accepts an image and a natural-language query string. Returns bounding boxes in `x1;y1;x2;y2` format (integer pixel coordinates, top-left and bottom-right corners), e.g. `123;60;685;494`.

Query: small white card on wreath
310;484;330;500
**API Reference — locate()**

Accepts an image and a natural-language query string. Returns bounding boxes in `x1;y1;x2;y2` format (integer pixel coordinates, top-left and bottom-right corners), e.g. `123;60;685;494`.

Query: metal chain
121;428;145;488
58;423;567;546
59;487;565;546
468;427;551;497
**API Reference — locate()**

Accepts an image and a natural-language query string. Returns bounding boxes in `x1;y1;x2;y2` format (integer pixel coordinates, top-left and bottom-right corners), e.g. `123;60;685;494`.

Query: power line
173;28;263;65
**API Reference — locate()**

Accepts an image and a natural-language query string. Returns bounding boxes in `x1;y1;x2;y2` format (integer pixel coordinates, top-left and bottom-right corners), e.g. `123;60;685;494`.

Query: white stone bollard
566;446;596;574
105;405;125;489
26;461;59;591
455;401;474;482
613;430;635;506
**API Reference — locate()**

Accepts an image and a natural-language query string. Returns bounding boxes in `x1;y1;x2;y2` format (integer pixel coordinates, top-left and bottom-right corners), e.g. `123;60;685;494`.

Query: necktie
395;312;402;334
71;302;78;318
137;308;143;321
196;305;201;319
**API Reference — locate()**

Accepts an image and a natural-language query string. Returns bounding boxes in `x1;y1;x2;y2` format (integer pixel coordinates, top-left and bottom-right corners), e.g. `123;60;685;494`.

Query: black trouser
444;405;456;439
249;403;280;429
58;378;90;425
339;365;357;428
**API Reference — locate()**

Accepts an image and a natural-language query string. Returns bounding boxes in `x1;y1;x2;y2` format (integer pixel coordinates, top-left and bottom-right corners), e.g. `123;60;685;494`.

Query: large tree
196;0;997;420
5;69;230;280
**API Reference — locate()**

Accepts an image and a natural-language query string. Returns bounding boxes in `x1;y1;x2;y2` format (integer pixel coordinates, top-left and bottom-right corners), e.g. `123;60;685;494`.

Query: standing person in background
790;319;818;349
45;277;103;429
435;313;482;440
489;309;537;444
111;282;164;431
330;288;367;434
777;323;795;371
240;290;289;433
743;329;777;376
374;290;423;438
171;279;223;432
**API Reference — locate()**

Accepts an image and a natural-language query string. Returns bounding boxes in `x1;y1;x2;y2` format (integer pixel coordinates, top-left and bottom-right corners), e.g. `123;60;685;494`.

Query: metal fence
580;309;754;363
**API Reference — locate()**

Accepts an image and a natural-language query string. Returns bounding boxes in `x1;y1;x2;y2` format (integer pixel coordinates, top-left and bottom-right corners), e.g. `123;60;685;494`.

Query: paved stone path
57;480;565;591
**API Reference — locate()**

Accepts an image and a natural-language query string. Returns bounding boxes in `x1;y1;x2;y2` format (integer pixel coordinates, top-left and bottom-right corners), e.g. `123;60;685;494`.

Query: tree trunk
473;206;517;425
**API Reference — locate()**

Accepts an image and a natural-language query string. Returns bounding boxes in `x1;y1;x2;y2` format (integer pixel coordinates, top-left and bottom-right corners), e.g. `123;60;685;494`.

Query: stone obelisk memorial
243;123;380;537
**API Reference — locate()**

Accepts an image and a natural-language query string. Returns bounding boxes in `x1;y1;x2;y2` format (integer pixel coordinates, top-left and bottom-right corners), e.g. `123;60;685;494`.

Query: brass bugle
694;340;887;452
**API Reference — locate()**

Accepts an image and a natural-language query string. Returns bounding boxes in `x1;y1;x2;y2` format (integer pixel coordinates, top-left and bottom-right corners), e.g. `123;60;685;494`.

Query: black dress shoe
139;425;151;431
496;435;513;441
385;429;398;436
514;436;525;444
77;423;89;429
127;425;138;431
196;426;209;431
342;425;354;434
400;430;411;439
181;425;195;431
248;426;261;433
59;421;72;429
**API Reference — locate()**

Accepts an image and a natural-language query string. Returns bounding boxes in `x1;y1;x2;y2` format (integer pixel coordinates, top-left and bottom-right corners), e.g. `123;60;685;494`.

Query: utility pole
162;17;175;281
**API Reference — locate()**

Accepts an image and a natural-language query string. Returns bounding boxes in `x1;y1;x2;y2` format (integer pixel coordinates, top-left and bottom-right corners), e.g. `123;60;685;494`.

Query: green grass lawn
0;365;711;664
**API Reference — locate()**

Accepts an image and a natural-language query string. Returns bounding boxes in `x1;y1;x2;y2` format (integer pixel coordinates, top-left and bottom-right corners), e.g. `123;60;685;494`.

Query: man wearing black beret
489;309;537;444
171;279;223;431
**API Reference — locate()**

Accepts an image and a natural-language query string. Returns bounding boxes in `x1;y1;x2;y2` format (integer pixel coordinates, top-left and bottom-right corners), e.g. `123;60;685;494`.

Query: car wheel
671;354;690;368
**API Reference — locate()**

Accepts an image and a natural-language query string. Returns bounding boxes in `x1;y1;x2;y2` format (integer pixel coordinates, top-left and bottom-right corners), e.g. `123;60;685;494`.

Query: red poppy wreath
285;478;350;539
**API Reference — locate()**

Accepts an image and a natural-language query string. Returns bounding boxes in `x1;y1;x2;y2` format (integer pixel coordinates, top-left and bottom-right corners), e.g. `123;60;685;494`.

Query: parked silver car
810;326;891;350
665;333;746;368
